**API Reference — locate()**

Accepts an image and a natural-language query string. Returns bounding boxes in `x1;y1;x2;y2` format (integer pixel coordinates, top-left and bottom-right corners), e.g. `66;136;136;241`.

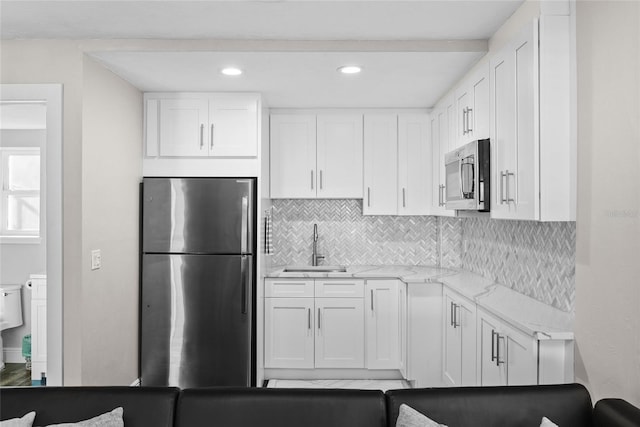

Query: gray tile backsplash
270;199;575;312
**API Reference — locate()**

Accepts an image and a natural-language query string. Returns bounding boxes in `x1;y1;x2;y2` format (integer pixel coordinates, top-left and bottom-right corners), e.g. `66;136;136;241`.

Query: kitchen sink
283;265;347;273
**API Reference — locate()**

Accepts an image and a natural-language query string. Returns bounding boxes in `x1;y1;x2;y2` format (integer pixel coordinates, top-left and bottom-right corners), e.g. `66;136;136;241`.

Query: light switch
91;249;102;270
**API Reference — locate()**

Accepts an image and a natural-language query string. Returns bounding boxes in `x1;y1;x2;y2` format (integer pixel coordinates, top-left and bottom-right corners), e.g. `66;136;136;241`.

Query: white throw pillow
396;404;448;427
45;407;124;427
0;411;36;427
540;416;559;427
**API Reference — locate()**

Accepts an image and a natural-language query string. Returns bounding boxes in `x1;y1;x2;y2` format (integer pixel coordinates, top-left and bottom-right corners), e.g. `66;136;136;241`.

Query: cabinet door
398;114;430;215
471;65;490;141
429;113;441;212
159;98;209;157
443;293;462;386
316;114;363;198
478;311;506;386
264;298;314;369
270;115;317;198
209;94;258;157
503;322;538;385
315;298;365;368
430;101;456;217
363;114;398;214
366;280;400;369
459;300;477;386
491;22;539;220
455;88;470;147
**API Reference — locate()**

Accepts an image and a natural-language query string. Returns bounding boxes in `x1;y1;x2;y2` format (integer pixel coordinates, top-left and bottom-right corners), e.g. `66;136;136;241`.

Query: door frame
0;84;63;385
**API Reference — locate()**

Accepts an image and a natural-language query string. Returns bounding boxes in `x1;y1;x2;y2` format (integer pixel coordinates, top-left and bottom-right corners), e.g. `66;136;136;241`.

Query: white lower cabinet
477;307;537;386
264;279;365;370
365;280;402;370
442;287;477;387
315;298;364;368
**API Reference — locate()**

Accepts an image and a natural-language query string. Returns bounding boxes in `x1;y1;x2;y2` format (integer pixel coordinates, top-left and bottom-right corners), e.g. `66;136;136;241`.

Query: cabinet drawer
265;279;314;298
315;280;364;298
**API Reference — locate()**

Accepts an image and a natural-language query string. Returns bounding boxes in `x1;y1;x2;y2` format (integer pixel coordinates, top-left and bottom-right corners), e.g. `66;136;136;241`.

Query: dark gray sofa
1;383;639;427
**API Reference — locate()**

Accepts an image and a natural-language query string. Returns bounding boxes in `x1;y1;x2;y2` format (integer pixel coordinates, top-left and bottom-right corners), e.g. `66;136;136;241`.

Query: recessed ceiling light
221;67;243;76
337;65;362;75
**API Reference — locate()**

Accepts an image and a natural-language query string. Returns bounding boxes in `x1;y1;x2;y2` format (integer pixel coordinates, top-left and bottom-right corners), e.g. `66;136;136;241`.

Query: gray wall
574;0;640;406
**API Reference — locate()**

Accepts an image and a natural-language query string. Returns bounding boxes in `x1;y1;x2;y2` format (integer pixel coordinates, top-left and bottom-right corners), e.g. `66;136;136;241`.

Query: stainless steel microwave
444;139;490;212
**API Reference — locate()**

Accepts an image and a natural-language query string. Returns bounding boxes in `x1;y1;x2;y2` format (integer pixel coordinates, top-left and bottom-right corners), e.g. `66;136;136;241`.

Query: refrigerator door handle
240;255;250;315
241;196;249;254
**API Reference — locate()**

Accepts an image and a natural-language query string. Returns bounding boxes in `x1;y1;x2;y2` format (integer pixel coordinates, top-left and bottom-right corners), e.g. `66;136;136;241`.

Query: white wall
574;0;640;407
80;56;142;385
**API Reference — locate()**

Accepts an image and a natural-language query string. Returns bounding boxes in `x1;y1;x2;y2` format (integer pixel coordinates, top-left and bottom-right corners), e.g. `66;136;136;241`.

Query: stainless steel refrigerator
140;177;255;388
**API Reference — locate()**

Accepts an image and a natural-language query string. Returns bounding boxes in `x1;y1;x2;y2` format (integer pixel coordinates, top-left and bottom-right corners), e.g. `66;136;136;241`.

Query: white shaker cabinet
147;93;259;158
477;308;538;386
264;297;315;369
365;280;402;370
429;99;456;217
270;113;363;199
315;298;365;368
442;287;477;387
270;114;317;198
454;64;490;148
397;114;430;215
490;17;573;221
363;114;398;215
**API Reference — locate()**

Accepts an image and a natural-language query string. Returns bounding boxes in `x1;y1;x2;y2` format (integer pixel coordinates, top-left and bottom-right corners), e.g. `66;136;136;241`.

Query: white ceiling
0;0;525;108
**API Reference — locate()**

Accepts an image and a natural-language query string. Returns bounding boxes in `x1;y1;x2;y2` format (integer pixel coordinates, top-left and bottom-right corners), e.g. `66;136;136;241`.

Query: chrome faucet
312;223;325;266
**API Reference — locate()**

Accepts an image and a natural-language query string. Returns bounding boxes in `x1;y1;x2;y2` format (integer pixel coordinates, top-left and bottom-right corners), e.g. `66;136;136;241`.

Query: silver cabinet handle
402;188;406;208
311;170;314;190
320;170;323;190
496;334;506;366
210;124;214;149
505;170;515;203
500;171;507;204
438;185;442;206
491;330;497;362
317;308;321;330
200;123;204;148
462;108;467;135
370;289;374;311
308;308;311;330
367;187;371;207
450;302;454;327
454;304;461;328
467;107;473;133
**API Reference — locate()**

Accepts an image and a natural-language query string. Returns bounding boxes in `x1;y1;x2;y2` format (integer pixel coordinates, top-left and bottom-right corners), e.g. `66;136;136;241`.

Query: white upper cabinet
429;98;456;217
208;94;259;157
316;114;363;198
270;113;363;199
363;114;398;215
147;93;259;158
270;114;317;198
490;17;574;221
363;113;430;216
454;64;490;148
398;114;430;215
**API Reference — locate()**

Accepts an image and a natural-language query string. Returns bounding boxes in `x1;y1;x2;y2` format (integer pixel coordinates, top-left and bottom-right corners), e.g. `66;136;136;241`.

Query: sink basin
283;265;347;273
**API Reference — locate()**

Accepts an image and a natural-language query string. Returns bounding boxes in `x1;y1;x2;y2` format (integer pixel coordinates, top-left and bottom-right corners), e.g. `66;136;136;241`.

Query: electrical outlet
91;249;102;270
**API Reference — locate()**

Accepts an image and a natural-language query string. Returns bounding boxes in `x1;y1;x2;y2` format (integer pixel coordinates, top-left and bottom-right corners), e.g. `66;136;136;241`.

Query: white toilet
0;284;24;370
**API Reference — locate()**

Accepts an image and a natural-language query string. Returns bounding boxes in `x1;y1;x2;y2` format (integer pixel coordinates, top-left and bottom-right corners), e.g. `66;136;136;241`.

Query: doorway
0;84;62;386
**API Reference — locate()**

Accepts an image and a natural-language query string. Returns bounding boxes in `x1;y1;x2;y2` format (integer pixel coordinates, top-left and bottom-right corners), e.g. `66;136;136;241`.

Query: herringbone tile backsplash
271;200;575;312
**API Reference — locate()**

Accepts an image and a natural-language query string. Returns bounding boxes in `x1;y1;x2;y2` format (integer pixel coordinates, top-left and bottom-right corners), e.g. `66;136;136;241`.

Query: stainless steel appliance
444;139;490;211
140;177;255;387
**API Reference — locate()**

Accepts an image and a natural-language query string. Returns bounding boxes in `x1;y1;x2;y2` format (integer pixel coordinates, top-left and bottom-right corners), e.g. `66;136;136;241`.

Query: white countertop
266;264;574;341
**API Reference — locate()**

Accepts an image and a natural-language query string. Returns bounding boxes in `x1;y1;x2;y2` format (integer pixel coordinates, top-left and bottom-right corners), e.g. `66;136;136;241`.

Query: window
0;147;41;242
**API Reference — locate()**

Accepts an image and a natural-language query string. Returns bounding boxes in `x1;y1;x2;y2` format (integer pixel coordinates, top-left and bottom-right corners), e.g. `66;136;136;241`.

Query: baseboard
3;347;25;364
130;378;141;387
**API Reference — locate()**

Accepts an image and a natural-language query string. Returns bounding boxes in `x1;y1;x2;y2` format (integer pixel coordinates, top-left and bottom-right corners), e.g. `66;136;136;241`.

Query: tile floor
0;363;31;387
267;379;409;392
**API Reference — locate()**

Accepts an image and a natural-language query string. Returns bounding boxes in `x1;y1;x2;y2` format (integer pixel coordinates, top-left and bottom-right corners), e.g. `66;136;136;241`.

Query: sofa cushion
175;387;387;427
0;387;179;427
594;399;640;427
386;384;593;427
